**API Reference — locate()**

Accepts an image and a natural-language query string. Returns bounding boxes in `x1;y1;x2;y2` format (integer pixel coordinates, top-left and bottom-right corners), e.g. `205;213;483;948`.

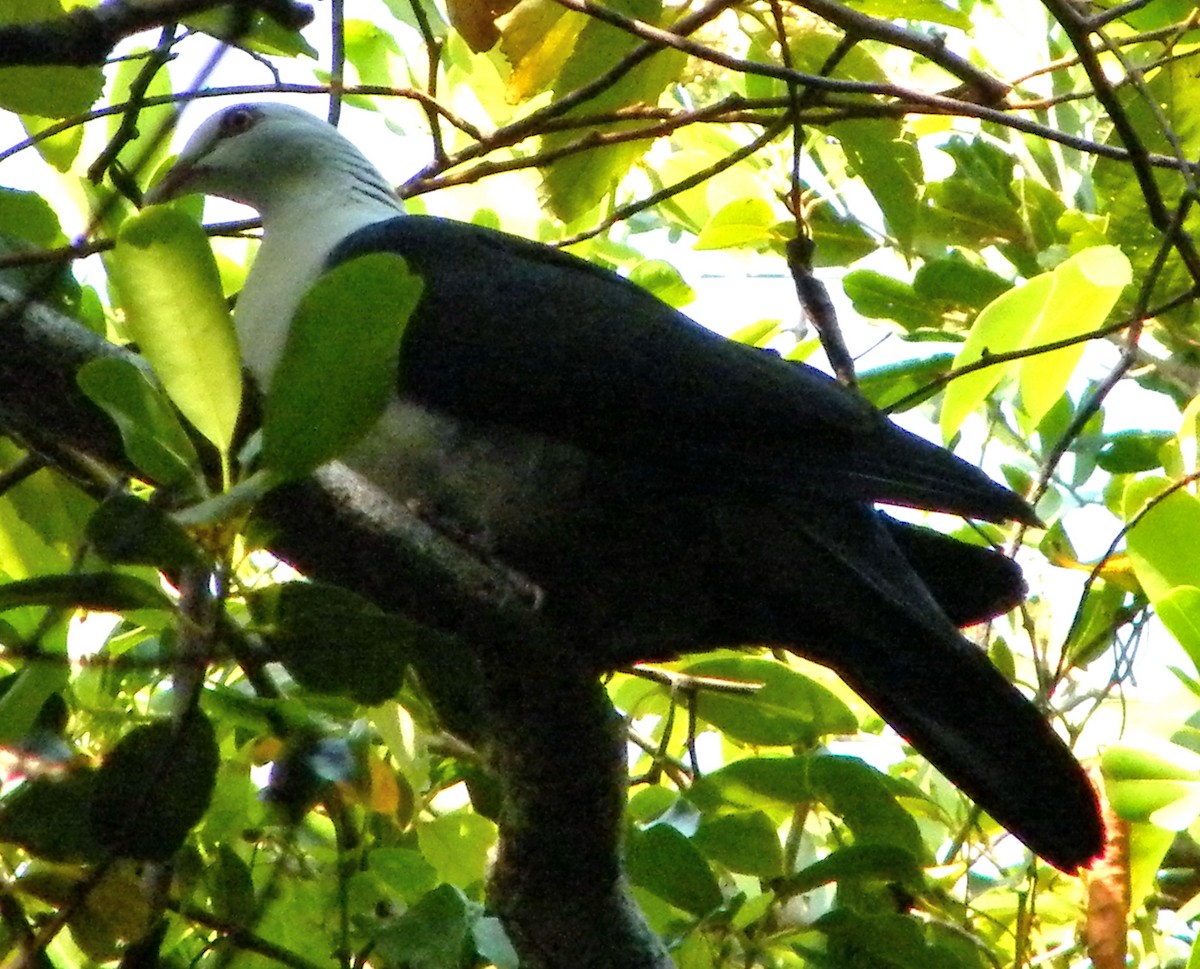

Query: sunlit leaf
831;120;922;253
539;0;686;220
683;656;856;747
940;246;1129;440
694;197;777;251
417;812;497;888
1103;743;1200;830
108;207;242;455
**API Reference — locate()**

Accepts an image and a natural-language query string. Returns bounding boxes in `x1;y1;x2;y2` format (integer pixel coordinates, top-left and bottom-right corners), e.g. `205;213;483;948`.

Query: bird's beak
144;160;202;206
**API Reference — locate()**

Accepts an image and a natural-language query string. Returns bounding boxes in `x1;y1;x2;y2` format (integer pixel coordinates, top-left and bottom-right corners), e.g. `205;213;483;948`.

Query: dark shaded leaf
778;844;923;894
209;844;256;926
375;884;474;968
90;712;219;860
86;495;205;572
0;572;173;613
0;767;105;862
248;581;412;704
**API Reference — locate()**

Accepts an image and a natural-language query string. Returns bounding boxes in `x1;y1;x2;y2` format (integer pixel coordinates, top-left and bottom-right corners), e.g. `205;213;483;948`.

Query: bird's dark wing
326;216;1035;524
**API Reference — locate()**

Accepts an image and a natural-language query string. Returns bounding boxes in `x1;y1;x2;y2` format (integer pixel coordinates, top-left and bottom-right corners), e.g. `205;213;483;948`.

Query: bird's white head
146;103;406;384
146;103;403;227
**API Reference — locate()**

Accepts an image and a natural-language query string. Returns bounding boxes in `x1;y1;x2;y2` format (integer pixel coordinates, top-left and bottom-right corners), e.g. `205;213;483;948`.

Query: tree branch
0;0;313;68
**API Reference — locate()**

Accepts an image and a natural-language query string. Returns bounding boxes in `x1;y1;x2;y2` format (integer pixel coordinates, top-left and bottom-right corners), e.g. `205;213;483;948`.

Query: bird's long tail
722;500;1103;871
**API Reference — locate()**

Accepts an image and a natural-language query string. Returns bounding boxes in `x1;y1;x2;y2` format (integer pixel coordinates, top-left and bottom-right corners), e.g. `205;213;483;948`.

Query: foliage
3;0;1200;966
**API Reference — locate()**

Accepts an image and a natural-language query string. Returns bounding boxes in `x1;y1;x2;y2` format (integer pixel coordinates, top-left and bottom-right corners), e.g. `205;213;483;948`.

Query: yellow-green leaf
941;245;1129;440
108;208;241;455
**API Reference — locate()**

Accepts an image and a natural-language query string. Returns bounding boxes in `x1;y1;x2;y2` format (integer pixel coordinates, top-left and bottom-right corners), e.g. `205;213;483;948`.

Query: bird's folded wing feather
326;216;1034;524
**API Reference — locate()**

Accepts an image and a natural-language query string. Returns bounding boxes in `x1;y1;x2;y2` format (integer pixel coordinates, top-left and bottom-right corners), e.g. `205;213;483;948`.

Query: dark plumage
149;102;1103;871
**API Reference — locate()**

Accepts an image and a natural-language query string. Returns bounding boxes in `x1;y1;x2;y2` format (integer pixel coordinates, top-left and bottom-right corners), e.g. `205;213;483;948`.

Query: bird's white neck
233;178;403;388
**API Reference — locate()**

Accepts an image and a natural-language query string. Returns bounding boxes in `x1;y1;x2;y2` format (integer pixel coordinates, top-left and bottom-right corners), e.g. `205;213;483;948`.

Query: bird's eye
220;108;258;138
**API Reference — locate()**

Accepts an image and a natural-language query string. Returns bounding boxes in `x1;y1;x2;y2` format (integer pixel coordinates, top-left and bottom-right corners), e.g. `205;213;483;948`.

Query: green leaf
1123;476;1200;604
626;824;722;915
86;495;205;573
90;712;219;860
1102;743;1200;830
1097;430;1173;473
247;581;412;704
692;810;783;877
540;0;686;221
369;848;439;904
208;845;256;925
921;136;1022;253
849;0;969;28
108;207;241;455
940;246;1129;440
693;197;776;251
376;885;473;968
782;844;923;894
809;755;926;857
0;188;65;249
108;56;175;179
0;662;69;744
0;65;103;119
1158;587;1200;680
805;198;878;267
262;252;423;482
77;356;202;490
912;252;1011;310
830;120;922;253
1094;57;1200;331
0;768;105;862
857;354;953;411
842;270;940;330
21;112;83;171
0;573;173;613
689;755;814;813
343;19;402;86
500;0;583;100
683;656;856;747
629;259;695;308
1016;246;1130;431
416;812;497;888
